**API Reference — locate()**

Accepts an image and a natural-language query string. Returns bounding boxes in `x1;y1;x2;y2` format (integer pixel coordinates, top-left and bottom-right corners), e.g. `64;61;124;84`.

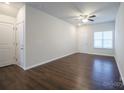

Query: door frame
15;21;25;68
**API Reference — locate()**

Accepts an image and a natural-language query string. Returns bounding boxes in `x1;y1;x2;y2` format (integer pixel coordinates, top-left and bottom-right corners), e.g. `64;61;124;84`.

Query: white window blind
94;31;113;49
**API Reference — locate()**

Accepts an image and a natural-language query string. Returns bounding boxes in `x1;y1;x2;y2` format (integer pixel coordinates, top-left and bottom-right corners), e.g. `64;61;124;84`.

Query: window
94;31;113;49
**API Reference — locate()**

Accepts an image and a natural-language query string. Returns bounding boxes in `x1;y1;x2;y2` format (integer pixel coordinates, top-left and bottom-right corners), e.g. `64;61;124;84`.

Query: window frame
93;31;113;49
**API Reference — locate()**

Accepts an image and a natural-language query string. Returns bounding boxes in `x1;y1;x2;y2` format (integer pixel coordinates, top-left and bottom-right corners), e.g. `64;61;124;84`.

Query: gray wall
25;5;77;69
115;3;124;83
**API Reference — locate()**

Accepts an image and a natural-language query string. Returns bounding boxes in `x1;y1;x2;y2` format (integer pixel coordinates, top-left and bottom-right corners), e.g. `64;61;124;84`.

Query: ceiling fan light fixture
82;19;88;23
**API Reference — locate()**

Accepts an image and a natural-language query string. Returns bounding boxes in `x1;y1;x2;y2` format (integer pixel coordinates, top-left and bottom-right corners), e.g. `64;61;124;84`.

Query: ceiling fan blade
89;15;96;18
88;19;94;21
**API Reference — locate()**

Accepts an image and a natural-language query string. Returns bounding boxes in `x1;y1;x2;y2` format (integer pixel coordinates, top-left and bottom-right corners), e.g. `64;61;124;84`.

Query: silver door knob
21;48;24;49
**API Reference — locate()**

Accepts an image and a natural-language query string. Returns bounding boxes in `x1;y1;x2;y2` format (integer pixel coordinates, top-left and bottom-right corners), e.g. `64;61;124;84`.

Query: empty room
0;1;124;91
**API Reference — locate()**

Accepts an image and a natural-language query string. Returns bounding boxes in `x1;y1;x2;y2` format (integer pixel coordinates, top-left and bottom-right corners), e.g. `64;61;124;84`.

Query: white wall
77;22;115;56
25;5;76;69
115;3;124;83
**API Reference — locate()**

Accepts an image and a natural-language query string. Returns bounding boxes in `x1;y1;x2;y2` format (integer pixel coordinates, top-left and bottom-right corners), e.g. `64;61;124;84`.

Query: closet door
0;23;15;67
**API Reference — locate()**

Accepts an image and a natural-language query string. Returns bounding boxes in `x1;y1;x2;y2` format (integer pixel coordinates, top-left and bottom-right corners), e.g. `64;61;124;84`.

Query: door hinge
16;58;18;62
13;42;18;46
15;42;18;46
13;27;17;31
14;57;18;62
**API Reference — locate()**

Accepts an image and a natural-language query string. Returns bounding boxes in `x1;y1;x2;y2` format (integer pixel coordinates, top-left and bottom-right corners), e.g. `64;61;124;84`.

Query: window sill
93;48;113;50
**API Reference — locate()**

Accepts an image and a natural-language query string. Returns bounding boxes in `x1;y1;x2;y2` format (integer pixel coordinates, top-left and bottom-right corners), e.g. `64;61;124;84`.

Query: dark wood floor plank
0;53;123;90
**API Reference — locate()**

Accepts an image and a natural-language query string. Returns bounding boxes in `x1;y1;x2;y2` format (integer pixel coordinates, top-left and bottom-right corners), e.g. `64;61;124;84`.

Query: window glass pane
94;32;102;39
103;31;112;39
94;39;102;48
103;39;113;49
94;31;113;49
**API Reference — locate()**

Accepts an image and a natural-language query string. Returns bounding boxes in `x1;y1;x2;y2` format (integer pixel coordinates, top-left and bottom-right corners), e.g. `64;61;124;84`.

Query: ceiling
0;2;120;25
0;2;24;17
27;2;120;26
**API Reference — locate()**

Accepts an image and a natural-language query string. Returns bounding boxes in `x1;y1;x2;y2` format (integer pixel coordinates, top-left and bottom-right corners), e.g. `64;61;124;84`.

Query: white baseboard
15;60;26;70
114;56;124;85
17;64;26;70
0;59;16;67
24;52;76;70
78;52;114;57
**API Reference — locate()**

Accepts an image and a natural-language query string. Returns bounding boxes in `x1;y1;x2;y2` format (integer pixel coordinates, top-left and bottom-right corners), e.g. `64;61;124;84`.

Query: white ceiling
27;2;120;25
0;2;24;17
0;2;120;25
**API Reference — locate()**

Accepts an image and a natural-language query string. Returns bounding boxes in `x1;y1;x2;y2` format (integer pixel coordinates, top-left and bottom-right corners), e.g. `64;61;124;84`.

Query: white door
16;22;25;68
0;23;15;67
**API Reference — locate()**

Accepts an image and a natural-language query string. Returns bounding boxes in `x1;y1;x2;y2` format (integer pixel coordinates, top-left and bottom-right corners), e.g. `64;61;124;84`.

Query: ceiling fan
70;14;96;25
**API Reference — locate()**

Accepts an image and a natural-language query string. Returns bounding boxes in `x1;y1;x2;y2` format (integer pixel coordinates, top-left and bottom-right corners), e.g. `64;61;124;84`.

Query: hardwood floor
0;53;124;90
